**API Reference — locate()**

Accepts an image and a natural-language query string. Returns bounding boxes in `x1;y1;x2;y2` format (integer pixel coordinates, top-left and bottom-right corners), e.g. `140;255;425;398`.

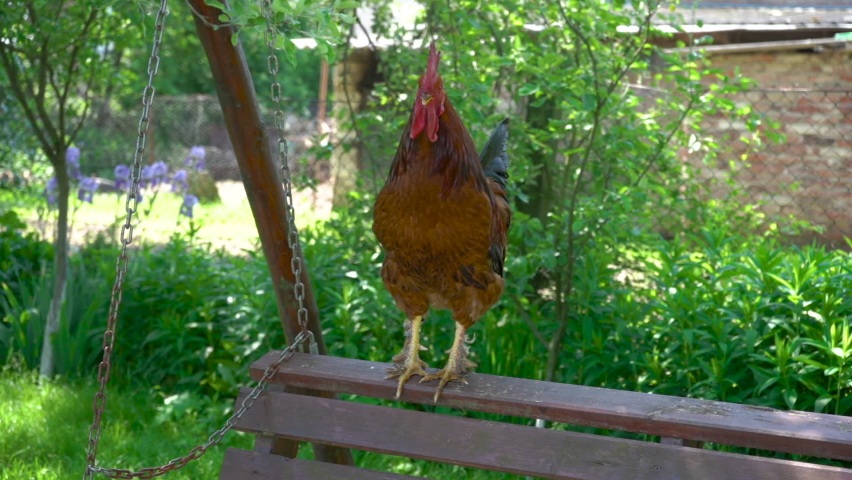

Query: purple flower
66;146;80;164
78;177;99;204
66;147;82;180
190;146;206;160
188;146;206;171
171;169;188;192
140;165;153;188
45;176;58;205
114;165;131;191
152;161;168;177
179;194;199;218
151;161;168;187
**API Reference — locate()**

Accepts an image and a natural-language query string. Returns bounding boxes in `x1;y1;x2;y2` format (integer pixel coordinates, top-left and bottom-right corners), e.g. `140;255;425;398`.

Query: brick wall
702;48;852;244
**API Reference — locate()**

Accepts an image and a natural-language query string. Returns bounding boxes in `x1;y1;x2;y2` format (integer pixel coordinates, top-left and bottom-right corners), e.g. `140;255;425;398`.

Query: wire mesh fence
702;85;852;246
76;95;329;183
70;81;852;248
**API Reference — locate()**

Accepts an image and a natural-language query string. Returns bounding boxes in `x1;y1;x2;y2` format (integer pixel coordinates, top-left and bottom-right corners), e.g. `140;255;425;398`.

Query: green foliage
116;1;330;115
0;210;52;299
188;170;221;204
343;0;784;385
206;0;359;65
5;200;850;417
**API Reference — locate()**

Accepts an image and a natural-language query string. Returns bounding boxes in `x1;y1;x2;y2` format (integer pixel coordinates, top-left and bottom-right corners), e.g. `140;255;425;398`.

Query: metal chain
84;1;314;478
262;0;317;353
83;2;169;478
86;332;309;479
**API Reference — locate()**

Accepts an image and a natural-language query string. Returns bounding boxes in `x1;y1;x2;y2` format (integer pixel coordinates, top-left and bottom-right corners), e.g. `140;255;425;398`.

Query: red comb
425;42;440;85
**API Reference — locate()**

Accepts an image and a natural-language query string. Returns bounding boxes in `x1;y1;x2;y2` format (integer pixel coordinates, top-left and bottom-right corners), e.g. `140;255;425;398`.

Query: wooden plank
233;390;852;480
220;448;427;480
664;37;851;55
251;352;852;461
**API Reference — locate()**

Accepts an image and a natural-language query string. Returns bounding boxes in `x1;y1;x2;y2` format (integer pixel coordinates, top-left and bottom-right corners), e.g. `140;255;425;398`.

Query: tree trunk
40;152;70;378
518;97;558;221
331;47;380;206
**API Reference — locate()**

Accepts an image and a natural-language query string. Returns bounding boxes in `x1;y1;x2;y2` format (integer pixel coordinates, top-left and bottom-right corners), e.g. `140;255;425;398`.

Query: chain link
84;1;315;477
261;0;317;353
83;2;169;478
87;332;309;479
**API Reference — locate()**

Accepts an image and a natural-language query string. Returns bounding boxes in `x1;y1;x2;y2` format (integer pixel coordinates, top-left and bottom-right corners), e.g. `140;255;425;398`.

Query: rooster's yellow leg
420;322;477;402
386;315;429;399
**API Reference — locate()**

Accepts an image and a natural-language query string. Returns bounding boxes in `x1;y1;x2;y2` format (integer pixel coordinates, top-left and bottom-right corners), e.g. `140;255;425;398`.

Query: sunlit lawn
2;181;332;252
0;372;252;480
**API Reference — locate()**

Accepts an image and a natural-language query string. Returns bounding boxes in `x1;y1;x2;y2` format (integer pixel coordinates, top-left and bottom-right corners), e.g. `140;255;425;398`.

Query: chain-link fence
701;85;852;246
71;81;852;248
77;95;329;183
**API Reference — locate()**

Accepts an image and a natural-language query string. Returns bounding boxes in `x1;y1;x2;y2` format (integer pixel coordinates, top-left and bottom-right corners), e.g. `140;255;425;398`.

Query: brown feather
374;86;509;329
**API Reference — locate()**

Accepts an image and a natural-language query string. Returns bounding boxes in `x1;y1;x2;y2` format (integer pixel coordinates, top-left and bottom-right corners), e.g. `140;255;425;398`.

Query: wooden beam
234;390;852;480
251;353;852;462
664;37;851;56
188;0;352;467
221;449;428;480
317;59;329;128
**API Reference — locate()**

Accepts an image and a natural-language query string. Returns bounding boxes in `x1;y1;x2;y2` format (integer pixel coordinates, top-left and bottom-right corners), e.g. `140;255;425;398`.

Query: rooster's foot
385;315;428;399
419;363;474;402
386;357;429;399
419;322;476;402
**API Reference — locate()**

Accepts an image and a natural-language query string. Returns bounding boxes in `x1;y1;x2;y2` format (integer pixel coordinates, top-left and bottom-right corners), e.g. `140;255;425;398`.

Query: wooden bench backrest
251;352;852;461
221;353;852;480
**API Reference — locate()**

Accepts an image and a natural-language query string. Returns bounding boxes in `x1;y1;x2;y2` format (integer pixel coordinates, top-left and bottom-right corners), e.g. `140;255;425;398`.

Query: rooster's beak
422;94;433;106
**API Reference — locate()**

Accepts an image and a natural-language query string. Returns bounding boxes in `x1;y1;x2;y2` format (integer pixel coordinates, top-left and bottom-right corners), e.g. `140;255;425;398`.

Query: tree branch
511;296;548;349
0;44;53;155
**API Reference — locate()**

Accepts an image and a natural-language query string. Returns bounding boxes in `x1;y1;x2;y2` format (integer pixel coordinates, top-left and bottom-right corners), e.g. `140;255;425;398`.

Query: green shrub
188;171;220;204
0;209;53;299
2;201;849;419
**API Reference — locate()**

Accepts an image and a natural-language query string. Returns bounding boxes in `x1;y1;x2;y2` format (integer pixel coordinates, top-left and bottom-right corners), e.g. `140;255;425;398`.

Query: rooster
373;43;511;402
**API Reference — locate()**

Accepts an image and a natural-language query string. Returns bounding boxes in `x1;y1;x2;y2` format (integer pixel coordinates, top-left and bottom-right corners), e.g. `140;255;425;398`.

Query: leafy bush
0;210;53;299
3;200;850;418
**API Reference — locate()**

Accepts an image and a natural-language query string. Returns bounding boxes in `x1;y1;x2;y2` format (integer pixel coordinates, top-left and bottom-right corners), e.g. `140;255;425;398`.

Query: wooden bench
221;352;852;479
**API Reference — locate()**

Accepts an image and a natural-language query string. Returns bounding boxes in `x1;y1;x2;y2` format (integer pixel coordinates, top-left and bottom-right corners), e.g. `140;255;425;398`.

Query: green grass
0;372;252;479
1;181;329;252
0;373;523;479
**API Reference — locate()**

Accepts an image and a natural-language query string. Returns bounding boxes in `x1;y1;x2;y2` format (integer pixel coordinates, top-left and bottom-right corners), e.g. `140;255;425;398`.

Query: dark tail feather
479;118;509;190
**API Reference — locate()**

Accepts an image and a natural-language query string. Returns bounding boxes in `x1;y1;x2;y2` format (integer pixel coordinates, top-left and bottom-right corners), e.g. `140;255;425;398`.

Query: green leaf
831;347;847;358
581;93;596;112
783;389;797;410
814;396;833;413
756;377;778;395
282;37;298;67
518;84;539;96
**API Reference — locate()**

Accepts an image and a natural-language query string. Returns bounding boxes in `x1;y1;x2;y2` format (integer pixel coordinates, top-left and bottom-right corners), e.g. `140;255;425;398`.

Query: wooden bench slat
220;448;428;480
233;389;852;480
250;353;852;461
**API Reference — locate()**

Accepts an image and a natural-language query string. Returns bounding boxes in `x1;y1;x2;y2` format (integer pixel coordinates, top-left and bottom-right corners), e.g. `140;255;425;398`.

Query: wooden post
317;58;329;128
189;0;353;466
